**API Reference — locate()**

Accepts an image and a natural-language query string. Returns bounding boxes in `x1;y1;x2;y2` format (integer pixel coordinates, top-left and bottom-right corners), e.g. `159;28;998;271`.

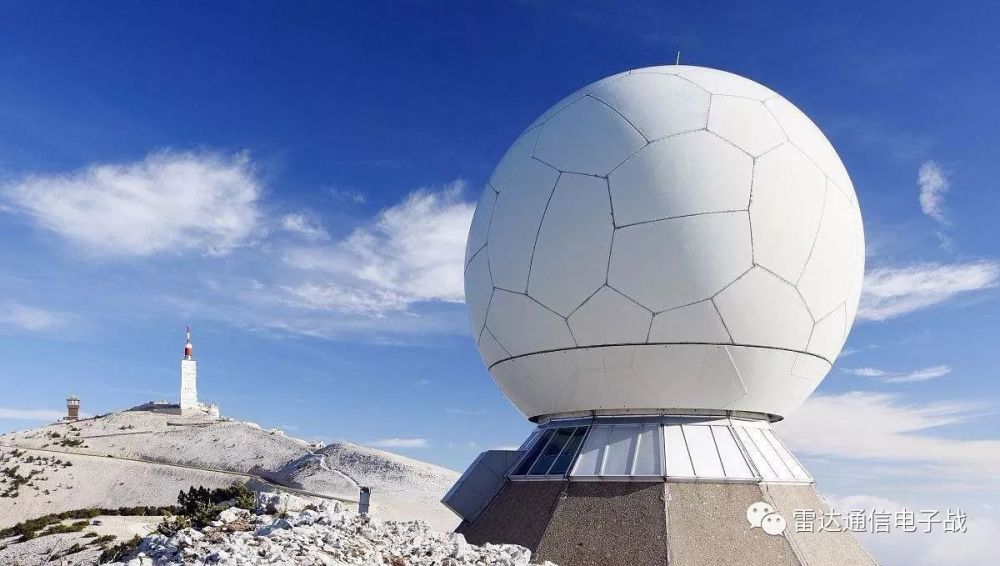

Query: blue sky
1;3;998;563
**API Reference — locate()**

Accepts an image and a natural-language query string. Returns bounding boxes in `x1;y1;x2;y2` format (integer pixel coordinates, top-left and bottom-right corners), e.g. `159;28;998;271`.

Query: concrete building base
457;480;875;566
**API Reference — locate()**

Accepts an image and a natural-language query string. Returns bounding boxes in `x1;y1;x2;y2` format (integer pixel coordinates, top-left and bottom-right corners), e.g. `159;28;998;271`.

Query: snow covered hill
0;409;460;536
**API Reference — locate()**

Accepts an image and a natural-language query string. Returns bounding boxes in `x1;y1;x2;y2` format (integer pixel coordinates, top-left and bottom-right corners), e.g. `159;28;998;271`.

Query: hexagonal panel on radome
724;346;797;396
797;184;860;320
708;95;786;156
790;353;831;381
478;327;510;367
485;290;575;358
590;73;710;141
609;131;753;227
488;127;541;193
725;371;821;417
487;359;537;417
487;159;560;292
528;174;614;316
807;304;847;362
504;352;585;416
647;300;732;343
634;66;777;101
533;95;647;176
465;186;495;267
608;212;752;312
714;267;813;351
764;96;855;200
464;251;493;339
555;362;619;413
552;348;639;413
750;144;827;282
568;286;651;346
631;344;747;408
525;71;632;132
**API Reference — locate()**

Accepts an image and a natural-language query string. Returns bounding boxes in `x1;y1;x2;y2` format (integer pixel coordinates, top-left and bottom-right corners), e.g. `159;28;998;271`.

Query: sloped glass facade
508;417;811;483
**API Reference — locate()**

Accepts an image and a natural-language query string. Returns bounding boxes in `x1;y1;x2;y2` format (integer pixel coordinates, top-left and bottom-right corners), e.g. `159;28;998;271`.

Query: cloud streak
778;391;1000;483
843;365;952;383
0;407;64;421
0;303;67;332
280;213;329;241
918;161;949;225
279;181;474;317
859;261;1000;321
1;150;262;257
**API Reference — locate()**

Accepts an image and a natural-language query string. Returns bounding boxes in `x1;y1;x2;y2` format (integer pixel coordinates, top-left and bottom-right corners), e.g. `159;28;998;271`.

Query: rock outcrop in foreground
105;491;554;566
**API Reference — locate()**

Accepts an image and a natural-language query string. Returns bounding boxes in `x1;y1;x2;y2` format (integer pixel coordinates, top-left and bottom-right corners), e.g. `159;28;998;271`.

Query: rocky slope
106;491;551;566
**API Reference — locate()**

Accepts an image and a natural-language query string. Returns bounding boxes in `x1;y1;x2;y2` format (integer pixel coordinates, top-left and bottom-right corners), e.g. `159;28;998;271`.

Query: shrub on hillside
98;535;141;563
176;483;255;529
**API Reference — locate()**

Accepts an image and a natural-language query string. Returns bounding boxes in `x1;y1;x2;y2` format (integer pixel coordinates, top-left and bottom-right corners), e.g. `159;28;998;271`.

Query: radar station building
444;65;873;566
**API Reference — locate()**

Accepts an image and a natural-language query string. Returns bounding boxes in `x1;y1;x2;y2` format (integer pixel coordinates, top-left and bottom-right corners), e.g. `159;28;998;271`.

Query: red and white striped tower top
184;325;194;360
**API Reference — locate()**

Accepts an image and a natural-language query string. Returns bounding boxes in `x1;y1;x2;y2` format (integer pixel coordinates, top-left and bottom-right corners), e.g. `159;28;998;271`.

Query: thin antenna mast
675;50;681;65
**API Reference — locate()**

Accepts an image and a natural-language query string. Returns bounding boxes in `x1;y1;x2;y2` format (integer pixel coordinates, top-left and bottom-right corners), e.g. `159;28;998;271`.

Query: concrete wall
458;479;875;566
536;481;667;566
666;482;799;566
457;481;563;551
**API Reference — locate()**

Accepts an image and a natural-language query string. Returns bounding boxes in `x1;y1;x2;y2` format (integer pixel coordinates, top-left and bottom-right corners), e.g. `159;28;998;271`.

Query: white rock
104;491;549;565
218;507;250;523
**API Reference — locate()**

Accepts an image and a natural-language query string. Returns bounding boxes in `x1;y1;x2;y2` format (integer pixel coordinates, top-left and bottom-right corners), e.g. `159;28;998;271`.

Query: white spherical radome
465;66;864;421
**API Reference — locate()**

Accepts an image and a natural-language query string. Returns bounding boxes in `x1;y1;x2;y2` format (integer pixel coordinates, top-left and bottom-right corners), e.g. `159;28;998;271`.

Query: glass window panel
747;428;793;480
571;425;610;476
603;425;639;475
734;427;775;480
762;429;810;480
711;426;754;479
663;425;694;477
548;427;588;475
683;425;725;477
528;428;574;475
518;430;541;451
514;429;553;475
632;424;662;476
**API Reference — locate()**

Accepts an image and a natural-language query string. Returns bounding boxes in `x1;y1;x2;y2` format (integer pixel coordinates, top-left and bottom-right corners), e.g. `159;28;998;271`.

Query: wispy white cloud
917;161;953;249
279;213;329;241
280;181;474;317
412;379;432;387
859;261;1000;321
0;303;67;332
445;408;487;416
837;347;860;359
826;494;1000;566
369;437;429;448
278;283;411;317
778;391;1000;483
918;161;949;225
0;407;64;421
153;180;476;341
328;187;367;204
843;365;952;384
1;150;262;257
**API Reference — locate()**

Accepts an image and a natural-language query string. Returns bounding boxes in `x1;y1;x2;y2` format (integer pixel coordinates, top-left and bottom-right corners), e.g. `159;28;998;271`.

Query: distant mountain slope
0;410;460;533
286;441;461;528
